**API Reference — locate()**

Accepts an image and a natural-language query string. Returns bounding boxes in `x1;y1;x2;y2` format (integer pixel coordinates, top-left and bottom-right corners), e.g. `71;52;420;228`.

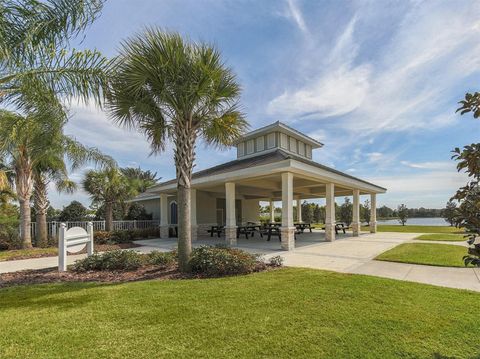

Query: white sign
58;223;94;272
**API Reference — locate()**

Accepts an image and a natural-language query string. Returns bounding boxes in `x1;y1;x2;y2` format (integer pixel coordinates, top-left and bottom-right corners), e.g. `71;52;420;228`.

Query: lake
377;217;448;226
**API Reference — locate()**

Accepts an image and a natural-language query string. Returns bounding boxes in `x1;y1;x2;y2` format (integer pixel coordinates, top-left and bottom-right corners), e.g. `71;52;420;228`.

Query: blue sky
52;0;480;209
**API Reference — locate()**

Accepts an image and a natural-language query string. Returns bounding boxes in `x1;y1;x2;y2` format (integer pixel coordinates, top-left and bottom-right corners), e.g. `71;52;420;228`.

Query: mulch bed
1;243;141;262
0;265;190;288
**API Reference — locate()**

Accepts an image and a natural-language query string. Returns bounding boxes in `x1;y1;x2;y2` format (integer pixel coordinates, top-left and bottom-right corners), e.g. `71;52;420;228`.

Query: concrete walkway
1;231;479;292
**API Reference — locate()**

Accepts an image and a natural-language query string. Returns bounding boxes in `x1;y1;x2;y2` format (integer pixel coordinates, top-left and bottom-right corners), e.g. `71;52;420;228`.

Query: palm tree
33;139;113;247
0;0;110;108
121;167;160;193
0;110;62;247
82;168;136;231
0;107;114;248
106;29;247;271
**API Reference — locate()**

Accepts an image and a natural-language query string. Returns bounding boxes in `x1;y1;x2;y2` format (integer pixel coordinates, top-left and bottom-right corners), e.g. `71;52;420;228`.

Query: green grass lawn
414;233;467;242
0;247;57;261
376;243;468;267
1;268;480;358
361;225;462;233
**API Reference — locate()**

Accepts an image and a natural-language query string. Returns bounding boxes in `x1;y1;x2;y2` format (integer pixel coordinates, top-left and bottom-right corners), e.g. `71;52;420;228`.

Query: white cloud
285;0;309;35
267;1;480;133
400;161;454;171
267;16;371;118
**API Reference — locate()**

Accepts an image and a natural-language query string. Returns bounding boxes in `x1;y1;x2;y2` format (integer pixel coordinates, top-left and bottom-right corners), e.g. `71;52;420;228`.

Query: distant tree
377;205;394;218
397;204;408;226
443;200;457;227
59;201;87;222
313;204;325;224
339;198;353;226
301;202;314;223
361;199;371;224
125;203;152;220
93;203;124;221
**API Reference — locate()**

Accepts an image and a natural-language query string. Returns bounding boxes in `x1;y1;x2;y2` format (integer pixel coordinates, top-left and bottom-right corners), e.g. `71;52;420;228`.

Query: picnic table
207;225;224;237
321;223;351;234
294;223;312;233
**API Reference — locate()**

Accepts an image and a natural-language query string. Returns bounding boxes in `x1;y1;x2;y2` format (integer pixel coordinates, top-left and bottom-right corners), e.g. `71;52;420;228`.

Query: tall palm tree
107;29;247;271
0;107;114;248
82;168;136;231
0;109;64;247
33;139;113;246
0;0;110;108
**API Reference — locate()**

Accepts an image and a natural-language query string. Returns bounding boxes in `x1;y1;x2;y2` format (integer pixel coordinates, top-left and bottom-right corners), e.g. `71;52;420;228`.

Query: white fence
29;220;160;239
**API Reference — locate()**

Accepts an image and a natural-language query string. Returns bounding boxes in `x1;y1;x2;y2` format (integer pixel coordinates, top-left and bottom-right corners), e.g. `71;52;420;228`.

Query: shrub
93;228;159;245
146;251;176;267
268;255;284;267
72;250;143;272
188;246;263;277
93;231;113;245
0;222;22;250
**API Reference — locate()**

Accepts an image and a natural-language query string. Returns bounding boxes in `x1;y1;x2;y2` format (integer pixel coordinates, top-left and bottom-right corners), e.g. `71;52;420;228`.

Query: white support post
370;193;377;233
160;193;169;238
352;189;360;236
225;182;237;246
58;223;67;272
87;222;94;255
269;199;275;223
296;196;302;223
325;183;336;241
281;172;295;250
191;188;198;241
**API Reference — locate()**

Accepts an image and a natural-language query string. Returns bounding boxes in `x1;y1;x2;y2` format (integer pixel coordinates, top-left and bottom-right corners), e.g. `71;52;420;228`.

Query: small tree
301;202;314;223
362;199;371;224
59;201;87;222
339;198;353;226
443;200;457;226
397;204;408;226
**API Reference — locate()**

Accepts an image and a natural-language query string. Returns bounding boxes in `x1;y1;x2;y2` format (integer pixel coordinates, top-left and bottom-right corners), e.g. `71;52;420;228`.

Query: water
377;217;448;226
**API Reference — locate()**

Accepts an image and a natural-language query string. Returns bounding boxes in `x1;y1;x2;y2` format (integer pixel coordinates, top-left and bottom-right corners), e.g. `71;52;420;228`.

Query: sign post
58;222;94;272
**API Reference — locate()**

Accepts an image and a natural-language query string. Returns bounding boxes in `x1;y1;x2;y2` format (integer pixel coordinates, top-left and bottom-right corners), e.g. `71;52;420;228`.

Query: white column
160;193;169;238
191;188;197;241
281;172;295;250
370;193;377;233
225;182;237;246
325;183;335;241
269;199;275;223
352;189;360;236
296;196;302;223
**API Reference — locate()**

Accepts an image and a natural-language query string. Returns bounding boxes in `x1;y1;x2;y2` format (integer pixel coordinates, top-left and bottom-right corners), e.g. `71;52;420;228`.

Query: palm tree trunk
175;122;196;272
105;202;113;231
19;198;32;248
34;174;50;247
15;159;33;248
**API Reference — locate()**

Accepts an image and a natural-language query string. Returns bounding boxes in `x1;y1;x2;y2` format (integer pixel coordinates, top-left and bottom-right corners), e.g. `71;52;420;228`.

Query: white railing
29;220;160;239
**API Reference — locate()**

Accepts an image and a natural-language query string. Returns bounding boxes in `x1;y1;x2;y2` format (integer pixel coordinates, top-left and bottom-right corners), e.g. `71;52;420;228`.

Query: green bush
145;251;176;267
72;250;143;272
93;228;159;245
0;222;21;250
269;255;284;267
188;246;264;277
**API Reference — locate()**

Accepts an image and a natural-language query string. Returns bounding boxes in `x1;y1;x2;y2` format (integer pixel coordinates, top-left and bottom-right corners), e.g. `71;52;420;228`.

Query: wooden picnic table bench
294;222;312;233
207;225;224;237
321;223;351;234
